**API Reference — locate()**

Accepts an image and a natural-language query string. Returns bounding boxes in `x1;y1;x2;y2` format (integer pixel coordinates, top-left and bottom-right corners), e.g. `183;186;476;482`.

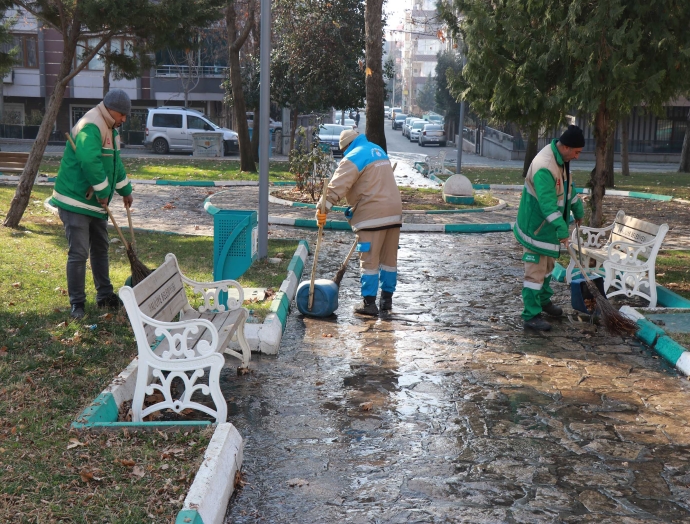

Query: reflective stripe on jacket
325;134;402;232
51;102;132;218
513;140;584;258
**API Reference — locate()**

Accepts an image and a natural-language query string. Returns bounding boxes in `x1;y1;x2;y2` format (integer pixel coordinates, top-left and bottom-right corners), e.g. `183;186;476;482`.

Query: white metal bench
424;150;447;177
119;253;251;423
566;210;668;307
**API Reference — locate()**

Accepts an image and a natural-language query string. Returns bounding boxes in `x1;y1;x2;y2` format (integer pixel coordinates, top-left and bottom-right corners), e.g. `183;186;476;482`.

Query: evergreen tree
416;76;436;113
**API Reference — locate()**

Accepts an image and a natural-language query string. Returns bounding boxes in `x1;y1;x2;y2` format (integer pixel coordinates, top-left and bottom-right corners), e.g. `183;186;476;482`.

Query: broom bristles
126;244;153;286
584;280;638;336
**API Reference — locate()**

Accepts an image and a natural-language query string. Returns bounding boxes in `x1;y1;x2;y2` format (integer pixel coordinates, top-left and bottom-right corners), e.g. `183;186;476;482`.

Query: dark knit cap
103;89;131;116
559;125;585;148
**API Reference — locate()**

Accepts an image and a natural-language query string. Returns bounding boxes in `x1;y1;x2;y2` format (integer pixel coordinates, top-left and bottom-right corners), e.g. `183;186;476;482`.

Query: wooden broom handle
105;204;130;248
308;179;328;310
126;206;136;247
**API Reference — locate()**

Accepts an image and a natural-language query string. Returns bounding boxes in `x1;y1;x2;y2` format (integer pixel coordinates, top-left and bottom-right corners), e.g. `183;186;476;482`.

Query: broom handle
104;204;130;249
567;244;594;284
126;206;136;247
308;179;328;310
575;222;584;269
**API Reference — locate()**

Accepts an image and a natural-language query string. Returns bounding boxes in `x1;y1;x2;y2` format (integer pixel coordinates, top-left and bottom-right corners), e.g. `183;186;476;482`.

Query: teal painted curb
287;251;305;277
473;184;491;190
72;392;211;429
444;223;512;233
628;191;673;201
654;335;686;366
156;180;215;187
443;195;475;205
270;291;291;330
636;319;667;347
657;286;690;308
176;510;204;524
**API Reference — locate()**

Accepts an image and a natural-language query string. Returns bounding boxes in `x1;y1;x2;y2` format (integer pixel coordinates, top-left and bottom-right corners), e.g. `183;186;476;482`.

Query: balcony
155;65;227;78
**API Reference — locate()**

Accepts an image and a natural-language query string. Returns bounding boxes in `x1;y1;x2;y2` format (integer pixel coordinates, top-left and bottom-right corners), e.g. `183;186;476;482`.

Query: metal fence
512;136;684;154
155;65;227;78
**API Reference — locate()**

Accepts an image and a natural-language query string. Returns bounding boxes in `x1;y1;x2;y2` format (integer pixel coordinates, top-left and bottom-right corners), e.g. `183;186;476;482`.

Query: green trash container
212;210;258;307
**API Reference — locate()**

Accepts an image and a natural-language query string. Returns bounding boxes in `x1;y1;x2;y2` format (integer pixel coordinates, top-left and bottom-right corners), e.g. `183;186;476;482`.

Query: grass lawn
38;156;294;183
0;185;297;522
454;167;690;200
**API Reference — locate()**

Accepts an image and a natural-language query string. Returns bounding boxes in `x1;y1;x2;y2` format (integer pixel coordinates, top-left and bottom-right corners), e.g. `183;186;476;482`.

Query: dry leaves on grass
0;346;7;358
67;438;86;450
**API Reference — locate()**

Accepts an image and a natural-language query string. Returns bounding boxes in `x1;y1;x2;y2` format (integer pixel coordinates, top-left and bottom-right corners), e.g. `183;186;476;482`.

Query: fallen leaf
0;347;7;358
67;438;85;450
287;478;309;487
132;465;146;478
234;470;247;488
359;402;373;411
79;470;95;483
119;458;136;467
11;282;21;288
322;334;333;338
99;312;113;320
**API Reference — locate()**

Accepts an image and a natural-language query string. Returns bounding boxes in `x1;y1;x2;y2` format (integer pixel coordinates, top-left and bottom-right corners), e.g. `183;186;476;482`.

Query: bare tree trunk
4;36;78;228
522;125;539;178
227;1;256;172
679;110;690;173
605;123;615;188
0;81;4;123
102;42;111;98
621;116;630;176
590;102;610;228
364;0;386;151
289;108;298;153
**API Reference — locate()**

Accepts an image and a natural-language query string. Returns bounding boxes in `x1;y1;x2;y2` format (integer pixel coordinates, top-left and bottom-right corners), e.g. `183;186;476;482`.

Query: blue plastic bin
247;128;274;158
571;275;606;314
212;210;258;307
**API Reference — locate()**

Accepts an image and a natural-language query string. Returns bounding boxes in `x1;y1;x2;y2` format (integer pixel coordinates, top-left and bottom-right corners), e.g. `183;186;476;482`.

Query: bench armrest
607;238;656;265
180;274;244;312
570;222;615;248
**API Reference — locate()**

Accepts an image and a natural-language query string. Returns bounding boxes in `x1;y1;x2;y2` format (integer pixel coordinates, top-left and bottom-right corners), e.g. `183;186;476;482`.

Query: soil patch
273;187;499;211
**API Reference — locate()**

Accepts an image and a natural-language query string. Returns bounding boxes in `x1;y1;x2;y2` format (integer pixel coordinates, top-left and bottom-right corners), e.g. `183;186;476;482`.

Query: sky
384;0;408;33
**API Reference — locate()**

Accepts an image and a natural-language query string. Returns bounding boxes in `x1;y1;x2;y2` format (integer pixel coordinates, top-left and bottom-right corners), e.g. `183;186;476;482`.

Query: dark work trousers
58;207;113;306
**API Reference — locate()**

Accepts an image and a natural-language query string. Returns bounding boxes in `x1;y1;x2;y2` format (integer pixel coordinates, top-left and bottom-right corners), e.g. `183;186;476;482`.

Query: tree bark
4;32;78;228
289;108;298;153
0;81;4;123
605;123;615;188
589;102;610;228
227;0;256;172
621;116;630;176
102;42;111;98
522;125;539;177
364;0;386;151
679;109;690;173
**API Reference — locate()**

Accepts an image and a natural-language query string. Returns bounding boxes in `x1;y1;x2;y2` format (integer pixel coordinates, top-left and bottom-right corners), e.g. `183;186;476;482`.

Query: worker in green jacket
513;125;585;331
50;89;133;319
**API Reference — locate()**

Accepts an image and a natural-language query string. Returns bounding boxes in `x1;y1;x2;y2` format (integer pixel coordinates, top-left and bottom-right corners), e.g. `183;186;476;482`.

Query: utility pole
258;0;271;258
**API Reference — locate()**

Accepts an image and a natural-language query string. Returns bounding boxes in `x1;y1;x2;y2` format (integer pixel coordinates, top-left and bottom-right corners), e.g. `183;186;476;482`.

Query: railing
512;136;685;154
155;65;228;78
483;126;515;149
0;125;41;140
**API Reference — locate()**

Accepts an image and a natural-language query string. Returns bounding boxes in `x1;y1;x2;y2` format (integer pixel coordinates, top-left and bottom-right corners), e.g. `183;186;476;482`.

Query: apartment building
401;0;444;115
1;10;227;145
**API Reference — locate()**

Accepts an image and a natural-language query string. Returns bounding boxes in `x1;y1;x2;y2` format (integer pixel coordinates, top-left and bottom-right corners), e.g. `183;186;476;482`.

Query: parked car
318;124;351;156
403;117;423;138
384;106;391;119
144;107;239;155
423;113;443;124
246;112;282;131
335;116;357;128
408;119;427;141
419;123;447;147
390;107;402;121
392;113;407;130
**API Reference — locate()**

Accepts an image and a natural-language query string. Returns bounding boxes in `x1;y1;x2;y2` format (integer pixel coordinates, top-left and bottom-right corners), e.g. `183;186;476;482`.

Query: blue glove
344;207;354;220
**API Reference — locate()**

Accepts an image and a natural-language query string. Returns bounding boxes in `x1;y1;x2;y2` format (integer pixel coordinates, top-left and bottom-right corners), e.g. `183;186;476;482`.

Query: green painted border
628;191;673;202
443;195;475;205
635;318;666;347
654;335;685;366
176;510;204;524
444;223;512;233
156;180;216;187
657;286;690;308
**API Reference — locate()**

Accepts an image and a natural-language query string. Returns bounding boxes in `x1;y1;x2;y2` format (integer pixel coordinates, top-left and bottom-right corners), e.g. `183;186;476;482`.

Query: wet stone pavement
221;232;690;523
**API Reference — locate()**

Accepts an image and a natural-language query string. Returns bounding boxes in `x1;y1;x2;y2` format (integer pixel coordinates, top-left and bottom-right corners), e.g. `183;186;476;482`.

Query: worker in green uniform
50;89;133;319
513;125;585;331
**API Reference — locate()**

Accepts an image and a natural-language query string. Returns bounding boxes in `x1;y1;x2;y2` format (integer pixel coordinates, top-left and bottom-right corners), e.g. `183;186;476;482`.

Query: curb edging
620;306;690;376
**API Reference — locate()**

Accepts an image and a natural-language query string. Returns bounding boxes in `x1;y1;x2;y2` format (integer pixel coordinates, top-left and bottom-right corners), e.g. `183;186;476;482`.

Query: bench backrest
131;256;188;345
611;211;662;246
0;152;30;171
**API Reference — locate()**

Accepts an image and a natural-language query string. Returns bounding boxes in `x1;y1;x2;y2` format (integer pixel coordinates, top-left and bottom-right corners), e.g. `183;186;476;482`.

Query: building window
71;106;92;129
77;38;134;71
2;34;38;68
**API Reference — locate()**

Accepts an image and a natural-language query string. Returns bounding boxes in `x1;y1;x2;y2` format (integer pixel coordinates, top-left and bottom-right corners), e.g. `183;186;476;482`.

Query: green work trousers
521;247;555;321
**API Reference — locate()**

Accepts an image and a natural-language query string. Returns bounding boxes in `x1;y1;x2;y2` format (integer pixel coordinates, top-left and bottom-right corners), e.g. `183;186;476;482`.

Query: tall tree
439;0;571;177
226;0;256;172
3;0;223;228
272;0;365;150
561;0;690;226
434;50;461;140
364;0;385;150
416;76;436;113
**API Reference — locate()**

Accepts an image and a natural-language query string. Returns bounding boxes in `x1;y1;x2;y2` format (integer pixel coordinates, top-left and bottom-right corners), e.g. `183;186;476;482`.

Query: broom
567;243;637;336
333;236;358;287
66;132;152;286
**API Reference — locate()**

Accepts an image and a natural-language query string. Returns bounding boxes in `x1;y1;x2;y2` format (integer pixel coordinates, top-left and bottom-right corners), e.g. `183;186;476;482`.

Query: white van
144;107;239;155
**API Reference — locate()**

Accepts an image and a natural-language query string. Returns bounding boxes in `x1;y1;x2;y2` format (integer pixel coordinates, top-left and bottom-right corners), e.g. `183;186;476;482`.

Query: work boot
97;293;122;310
542;301;563;318
70;303;85;320
523;314;551;331
380;291;393;311
354;296;379;316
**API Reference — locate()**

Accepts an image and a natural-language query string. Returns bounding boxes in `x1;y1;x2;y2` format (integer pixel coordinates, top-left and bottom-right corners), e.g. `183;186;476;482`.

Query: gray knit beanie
103;89;131;116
